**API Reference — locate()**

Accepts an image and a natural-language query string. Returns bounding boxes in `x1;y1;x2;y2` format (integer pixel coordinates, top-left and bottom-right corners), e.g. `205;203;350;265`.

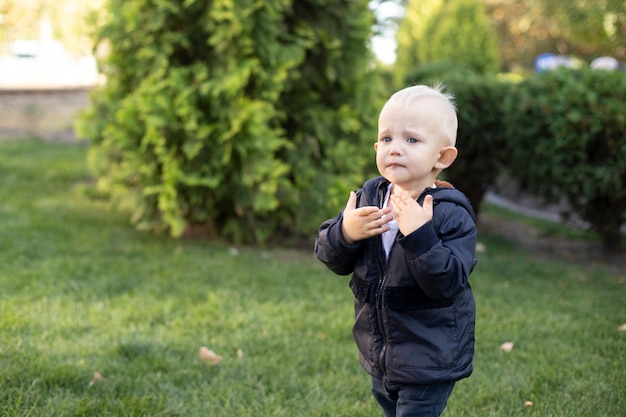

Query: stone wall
0;88;91;141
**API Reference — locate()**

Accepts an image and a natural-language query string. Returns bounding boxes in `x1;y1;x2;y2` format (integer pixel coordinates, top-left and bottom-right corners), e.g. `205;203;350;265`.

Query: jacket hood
428;180;476;222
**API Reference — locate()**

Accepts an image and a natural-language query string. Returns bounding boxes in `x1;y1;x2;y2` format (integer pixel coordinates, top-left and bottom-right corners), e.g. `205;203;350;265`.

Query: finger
422;194;434;214
367;206;392;219
378;209;393;223
358;206;385;218
367;212;392;227
345;191;357;210
371;227;390;237
365;222;390;236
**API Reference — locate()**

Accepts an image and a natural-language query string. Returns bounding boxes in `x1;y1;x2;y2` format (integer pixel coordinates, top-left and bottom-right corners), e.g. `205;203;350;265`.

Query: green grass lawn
1;139;624;416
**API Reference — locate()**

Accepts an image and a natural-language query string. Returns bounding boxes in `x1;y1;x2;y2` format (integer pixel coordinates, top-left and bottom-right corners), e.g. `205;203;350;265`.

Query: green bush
443;73;512;216
402;60;476;87
77;0;382;243
505;69;626;251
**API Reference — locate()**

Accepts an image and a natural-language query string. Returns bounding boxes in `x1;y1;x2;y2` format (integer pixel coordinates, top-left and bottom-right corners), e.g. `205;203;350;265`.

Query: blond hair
382;83;458;146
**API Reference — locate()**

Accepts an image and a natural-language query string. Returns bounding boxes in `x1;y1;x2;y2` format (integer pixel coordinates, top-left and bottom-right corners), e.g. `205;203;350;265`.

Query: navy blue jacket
315;176;477;384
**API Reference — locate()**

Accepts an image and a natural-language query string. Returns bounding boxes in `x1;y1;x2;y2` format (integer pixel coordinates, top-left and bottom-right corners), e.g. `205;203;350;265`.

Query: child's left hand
390;192;433;236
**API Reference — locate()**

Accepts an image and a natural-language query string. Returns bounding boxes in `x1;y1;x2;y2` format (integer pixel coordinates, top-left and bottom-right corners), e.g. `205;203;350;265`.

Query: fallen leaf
89;371;103;387
524;400;533;407
199;346;223;365
618;323;626;332
236;348;244;358
500;341;514;352
475;242;487;253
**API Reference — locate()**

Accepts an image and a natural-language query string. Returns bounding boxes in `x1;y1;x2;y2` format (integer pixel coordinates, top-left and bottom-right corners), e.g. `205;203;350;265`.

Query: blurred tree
423;0;499;73
388;0;626;72
484;0;626;72
77;0;383;243
543;0;626;62
483;0;559;72
395;0;499;85
0;0;103;54
0;0;41;47
394;0;443;85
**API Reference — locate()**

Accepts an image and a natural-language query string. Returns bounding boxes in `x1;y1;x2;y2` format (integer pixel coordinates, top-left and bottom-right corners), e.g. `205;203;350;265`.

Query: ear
374;142;378;152
435;146;458;169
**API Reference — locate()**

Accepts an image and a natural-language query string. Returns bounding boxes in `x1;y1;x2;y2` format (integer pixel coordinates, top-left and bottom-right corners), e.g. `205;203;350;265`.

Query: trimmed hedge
505;69;626;251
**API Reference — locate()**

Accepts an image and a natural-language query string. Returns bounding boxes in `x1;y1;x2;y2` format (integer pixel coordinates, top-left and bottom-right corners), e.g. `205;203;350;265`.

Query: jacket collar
375;177;456;193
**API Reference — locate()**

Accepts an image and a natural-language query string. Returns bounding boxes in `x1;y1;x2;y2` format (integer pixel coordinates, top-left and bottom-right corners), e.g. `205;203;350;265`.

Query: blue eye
407;137;419;144
381;136;392;143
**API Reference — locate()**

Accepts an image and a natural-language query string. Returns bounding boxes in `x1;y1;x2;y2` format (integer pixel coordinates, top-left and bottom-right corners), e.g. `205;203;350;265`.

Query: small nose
389;140;402;155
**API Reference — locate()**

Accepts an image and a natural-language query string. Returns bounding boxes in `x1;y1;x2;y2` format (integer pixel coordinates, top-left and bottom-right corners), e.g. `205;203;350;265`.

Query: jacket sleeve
314;211;363;276
398;202;477;300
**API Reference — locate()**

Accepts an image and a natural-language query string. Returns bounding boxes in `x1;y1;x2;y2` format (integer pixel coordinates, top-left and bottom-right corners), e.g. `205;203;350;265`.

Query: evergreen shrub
394;0;499;85
505;69;626;251
77;0;382;243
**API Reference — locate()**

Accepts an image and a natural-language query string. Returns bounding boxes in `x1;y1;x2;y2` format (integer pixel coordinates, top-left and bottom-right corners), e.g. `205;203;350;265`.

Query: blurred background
1;0;623;139
0;0;104;88
1;0;624;89
1;0;624;247
0;0;104;140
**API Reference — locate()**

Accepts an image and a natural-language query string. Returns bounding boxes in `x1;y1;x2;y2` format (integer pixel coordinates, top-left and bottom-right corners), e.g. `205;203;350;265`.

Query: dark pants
371;376;455;417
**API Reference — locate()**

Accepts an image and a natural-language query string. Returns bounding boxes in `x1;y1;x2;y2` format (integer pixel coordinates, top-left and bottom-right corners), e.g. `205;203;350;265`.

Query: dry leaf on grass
618;323;626;332
524;400;533;407
500;341;515;352
199;346;223;365
89;371;103;387
236;348;244;358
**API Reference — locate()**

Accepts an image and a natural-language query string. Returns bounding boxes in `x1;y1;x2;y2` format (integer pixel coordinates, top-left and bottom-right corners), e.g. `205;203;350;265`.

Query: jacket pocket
384;286;453;311
349;276;371;303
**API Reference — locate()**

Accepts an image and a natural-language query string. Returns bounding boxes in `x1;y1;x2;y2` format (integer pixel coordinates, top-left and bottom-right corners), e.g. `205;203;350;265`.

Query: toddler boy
315;84;477;417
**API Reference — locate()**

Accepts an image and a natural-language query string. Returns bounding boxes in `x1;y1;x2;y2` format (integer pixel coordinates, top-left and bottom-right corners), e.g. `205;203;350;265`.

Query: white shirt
380;183;437;257
381;183;397;257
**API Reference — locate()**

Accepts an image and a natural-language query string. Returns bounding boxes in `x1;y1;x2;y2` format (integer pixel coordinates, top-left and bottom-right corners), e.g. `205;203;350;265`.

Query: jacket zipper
375;186;399;379
376;235;399;378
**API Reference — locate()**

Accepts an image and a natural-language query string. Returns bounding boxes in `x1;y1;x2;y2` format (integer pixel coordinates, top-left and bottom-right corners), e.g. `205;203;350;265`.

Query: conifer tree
394;0;443;85
395;0;499;84
77;0;383;243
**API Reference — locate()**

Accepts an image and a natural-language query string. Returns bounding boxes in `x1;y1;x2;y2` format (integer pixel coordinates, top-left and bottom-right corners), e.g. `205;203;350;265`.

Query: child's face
375;97;455;192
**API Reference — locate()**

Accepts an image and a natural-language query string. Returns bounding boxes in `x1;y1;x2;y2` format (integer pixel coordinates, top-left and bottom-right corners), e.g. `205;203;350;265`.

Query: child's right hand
341;191;392;244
